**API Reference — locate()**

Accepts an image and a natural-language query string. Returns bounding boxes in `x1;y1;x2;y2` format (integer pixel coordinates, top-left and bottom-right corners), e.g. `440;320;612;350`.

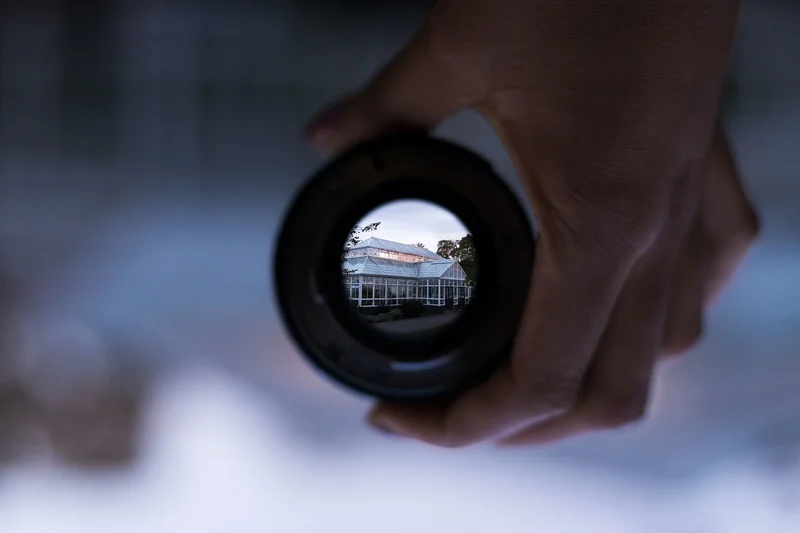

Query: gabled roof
343;256;418;278
343;256;465;279
350;237;444;260
417;260;457;278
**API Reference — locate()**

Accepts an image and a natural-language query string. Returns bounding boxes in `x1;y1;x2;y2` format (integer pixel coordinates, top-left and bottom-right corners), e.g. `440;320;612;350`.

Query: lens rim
274;135;535;401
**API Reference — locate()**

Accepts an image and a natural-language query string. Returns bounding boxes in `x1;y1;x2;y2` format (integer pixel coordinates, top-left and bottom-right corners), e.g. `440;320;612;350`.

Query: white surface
1;367;798;533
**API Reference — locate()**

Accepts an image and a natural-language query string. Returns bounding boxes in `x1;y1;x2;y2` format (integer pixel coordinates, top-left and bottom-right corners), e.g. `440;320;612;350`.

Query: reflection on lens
341;200;477;338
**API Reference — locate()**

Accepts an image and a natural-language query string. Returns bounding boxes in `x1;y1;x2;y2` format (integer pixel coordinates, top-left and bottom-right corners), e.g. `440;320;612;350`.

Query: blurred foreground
2;366;799;532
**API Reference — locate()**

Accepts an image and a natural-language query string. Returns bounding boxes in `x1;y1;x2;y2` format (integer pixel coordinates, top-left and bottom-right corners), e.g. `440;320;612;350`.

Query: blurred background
0;0;798;531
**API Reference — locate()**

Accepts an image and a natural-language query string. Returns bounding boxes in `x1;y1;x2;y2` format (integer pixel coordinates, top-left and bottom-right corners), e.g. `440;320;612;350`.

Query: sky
353;200;470;252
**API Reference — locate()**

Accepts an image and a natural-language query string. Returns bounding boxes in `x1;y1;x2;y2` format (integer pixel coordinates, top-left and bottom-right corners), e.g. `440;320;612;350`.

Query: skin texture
305;0;760;447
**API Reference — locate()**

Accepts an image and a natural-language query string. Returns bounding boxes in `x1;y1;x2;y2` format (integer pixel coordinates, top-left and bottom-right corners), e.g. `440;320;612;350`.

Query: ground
372;311;461;336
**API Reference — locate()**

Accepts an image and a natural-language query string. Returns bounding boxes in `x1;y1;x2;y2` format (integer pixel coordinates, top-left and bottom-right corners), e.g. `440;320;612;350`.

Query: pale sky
354;200;469;252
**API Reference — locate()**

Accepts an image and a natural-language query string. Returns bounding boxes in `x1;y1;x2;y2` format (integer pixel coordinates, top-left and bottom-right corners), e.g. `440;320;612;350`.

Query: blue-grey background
0;1;798;531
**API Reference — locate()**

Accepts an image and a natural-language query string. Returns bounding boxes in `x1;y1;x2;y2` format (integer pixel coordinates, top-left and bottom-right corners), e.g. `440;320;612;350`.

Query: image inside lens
341;199;478;340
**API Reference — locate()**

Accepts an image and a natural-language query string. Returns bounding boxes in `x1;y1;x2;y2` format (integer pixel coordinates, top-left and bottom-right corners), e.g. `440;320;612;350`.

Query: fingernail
371;421;399;437
305;101;346;147
369;411;405;438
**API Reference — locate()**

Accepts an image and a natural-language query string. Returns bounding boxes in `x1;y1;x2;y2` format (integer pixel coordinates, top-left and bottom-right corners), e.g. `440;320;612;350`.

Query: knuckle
739;201;761;243
709;200;761;252
704;161;761;254
661;317;704;357
550;170;674;260
721;144;761;246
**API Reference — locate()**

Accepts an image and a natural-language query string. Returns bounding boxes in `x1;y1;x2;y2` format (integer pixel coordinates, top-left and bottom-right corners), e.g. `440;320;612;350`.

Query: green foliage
342;221;380;274
436;234;478;282
365;308;404;323
436;239;458;259
386;308;404;320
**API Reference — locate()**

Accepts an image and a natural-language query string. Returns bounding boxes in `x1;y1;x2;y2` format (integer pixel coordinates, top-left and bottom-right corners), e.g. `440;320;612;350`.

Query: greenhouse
342;237;473;308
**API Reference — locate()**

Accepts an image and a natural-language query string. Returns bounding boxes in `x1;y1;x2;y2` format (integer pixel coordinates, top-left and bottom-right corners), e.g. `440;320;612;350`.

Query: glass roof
417;260;458;278
343;256;464;279
349;237;444;260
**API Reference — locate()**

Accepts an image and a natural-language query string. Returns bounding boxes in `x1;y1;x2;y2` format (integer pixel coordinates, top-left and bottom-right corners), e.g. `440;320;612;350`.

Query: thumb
305;24;477;154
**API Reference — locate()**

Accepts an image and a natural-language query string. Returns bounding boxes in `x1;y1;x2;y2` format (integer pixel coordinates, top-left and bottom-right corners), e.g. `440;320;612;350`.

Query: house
342;237;473;309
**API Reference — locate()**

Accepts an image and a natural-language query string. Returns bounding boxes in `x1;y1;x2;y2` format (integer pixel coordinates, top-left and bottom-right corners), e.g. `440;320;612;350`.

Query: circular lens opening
341;199;478;342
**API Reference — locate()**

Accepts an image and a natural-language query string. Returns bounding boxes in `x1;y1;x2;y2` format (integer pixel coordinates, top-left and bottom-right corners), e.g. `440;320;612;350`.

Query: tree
342;222;380;273
436;239;458;259
437;234;478;283
415;242;426;248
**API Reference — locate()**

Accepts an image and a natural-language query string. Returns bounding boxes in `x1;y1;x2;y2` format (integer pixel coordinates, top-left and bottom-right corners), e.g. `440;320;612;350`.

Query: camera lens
274;136;534;401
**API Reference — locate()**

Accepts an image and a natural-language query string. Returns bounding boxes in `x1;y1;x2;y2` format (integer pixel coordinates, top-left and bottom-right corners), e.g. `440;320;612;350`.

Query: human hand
304;0;759;446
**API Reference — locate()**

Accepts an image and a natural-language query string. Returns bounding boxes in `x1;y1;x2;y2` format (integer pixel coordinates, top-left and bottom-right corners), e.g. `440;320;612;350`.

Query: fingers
497;155;700;446
305;24;478;154
365;92;684;448
660;211;708;356
368;239;636;447
699;125;760;304
497;244;675;446
661;124;760;356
